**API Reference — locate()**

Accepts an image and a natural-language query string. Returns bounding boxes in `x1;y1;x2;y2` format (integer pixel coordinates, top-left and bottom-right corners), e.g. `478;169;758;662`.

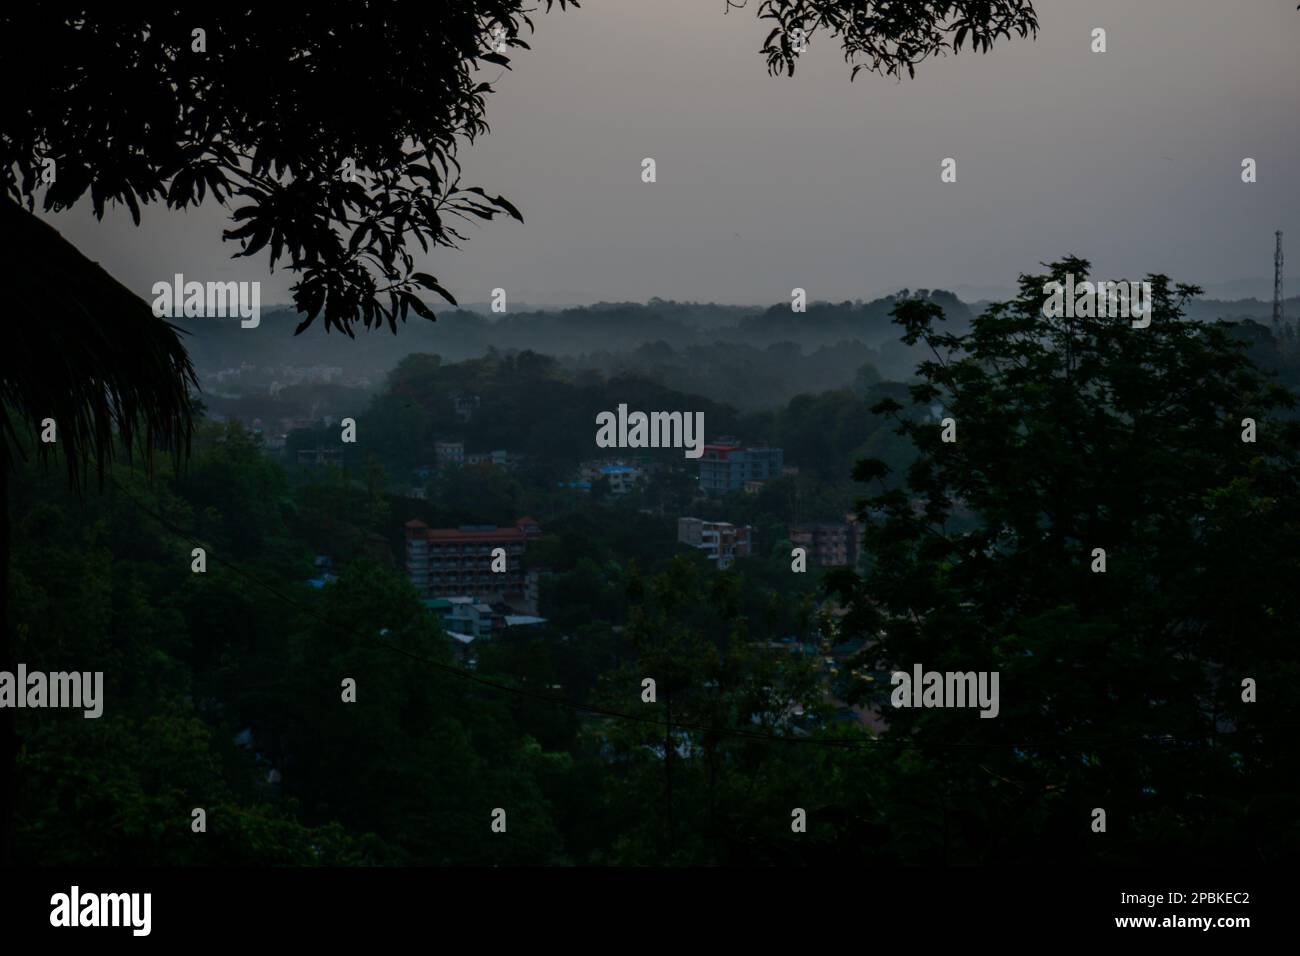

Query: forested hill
175;292;965;374
176;292;1300;412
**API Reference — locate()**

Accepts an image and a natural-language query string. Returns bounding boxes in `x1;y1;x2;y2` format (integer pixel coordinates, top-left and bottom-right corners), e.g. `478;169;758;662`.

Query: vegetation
829;259;1300;862
10;261;1299;863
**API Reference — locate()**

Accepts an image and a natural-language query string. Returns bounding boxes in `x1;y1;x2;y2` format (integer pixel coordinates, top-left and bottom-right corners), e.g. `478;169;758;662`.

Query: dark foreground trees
750;0;1039;80
1;4;581;334
829;259;1300;862
2;2;1052;866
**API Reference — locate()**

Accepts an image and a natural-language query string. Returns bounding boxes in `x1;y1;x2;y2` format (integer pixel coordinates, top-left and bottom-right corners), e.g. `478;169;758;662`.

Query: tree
829;259;1300;862
1;0;1047;867
280;562;564;863
586;555;831;863
1;3;576;862
2;4;580;334
0;206;198;863
8;451;372;865
741;0;1038;80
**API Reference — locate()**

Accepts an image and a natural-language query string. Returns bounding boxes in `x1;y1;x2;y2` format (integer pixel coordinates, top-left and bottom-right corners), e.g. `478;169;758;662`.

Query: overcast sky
39;0;1300;306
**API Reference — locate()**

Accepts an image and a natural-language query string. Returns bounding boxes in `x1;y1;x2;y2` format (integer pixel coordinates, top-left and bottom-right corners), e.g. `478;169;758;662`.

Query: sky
38;0;1300;307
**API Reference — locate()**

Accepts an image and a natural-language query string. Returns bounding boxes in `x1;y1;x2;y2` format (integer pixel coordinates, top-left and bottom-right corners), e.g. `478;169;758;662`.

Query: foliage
1;3;578;334
829;259;1300;862
750;0;1039;80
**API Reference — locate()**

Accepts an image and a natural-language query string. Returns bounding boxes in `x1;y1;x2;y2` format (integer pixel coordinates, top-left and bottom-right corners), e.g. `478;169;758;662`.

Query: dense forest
11;262;1300;865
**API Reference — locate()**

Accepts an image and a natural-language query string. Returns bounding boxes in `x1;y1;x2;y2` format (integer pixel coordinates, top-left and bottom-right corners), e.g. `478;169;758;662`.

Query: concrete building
788;518;863;568
595;464;641;495
405;517;542;610
424;594;547;640
435;441;464;467
579;460;644;494
451;392;480;422
677;517;753;570
423;596;496;638
524;568;543;613
698;442;784;495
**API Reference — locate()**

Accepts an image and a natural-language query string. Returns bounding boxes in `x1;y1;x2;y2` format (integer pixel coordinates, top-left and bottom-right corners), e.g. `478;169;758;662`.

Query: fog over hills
182;290;1298;410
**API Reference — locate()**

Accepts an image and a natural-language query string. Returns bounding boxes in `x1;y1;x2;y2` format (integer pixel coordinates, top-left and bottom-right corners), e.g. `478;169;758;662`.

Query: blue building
698;442;784;495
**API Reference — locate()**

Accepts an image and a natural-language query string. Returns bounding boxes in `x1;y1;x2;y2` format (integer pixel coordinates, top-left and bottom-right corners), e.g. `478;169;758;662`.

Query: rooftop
408;516;542;540
504;615;547;627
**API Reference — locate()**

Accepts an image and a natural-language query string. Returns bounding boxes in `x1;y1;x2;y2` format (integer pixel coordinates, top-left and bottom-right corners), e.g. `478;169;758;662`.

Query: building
449;596;499;639
296;446;343;468
504;614;547;628
788;518;862;568
578;460;643;494
464;449;516;469
444;630;478;665
423;600;482;664
435;441;464;467
405;517;542;610
590;463;642;495
306;554;339;589
603;464;642;494
698;442;784;495
524;568;543;613
424;595;547;640
451;392;480;422
677;517;753;570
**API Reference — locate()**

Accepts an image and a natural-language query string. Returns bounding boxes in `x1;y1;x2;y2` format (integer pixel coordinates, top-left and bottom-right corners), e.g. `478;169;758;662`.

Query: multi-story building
405;517;542;609
447;596;500;639
788;517;863;568
435;441;464;467
601;465;641;495
698;442;784;495
677;517;752;570
579;460;644;493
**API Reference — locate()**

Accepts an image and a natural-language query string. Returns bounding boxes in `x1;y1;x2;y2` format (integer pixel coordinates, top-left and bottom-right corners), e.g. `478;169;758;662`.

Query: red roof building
405;518;542;610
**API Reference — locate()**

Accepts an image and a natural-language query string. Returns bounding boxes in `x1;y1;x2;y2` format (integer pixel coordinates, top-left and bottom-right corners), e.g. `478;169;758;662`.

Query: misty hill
178;291;1299;412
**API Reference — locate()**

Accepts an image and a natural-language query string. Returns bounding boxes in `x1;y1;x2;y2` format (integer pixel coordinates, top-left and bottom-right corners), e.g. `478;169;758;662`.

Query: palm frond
1;199;197;486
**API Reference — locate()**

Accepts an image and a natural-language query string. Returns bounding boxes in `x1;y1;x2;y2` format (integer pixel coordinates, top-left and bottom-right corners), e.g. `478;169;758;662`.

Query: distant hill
176;291;1300;412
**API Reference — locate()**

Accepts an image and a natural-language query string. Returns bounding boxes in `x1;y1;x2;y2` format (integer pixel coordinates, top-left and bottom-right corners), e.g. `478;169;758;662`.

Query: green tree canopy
829;258;1300;862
